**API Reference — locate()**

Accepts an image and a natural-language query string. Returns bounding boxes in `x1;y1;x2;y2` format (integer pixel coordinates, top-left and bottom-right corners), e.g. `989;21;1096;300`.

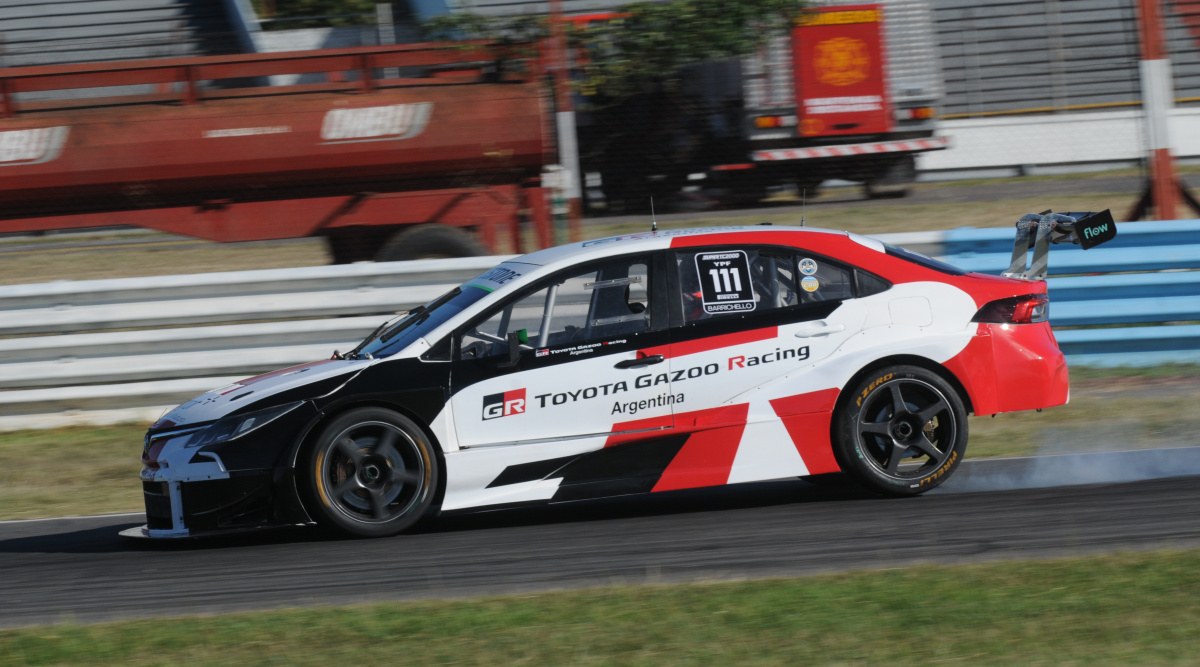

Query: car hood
150;358;367;430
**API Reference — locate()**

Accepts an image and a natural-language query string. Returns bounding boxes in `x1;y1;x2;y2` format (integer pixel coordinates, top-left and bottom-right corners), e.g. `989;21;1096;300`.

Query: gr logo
482;389;526;420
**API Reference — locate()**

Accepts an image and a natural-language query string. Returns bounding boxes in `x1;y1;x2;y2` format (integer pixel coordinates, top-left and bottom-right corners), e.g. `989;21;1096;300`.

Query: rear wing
1003;210;1117;281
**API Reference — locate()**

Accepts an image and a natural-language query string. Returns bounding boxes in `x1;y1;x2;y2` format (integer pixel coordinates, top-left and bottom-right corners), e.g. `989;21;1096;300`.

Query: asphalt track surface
2;449;1199;628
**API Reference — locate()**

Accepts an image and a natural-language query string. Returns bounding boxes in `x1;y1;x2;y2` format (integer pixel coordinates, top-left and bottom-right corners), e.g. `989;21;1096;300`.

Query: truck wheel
833;365;968;496
863;155;916;199
376;225;486;261
304;407;439;538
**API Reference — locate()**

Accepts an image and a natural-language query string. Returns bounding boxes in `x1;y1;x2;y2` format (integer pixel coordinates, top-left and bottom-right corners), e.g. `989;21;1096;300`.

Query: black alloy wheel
835;365;968;496
305;407;438;537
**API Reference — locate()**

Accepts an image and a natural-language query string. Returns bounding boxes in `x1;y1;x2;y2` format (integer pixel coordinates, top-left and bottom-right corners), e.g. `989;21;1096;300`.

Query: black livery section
139;356;453;536
484;436;690;503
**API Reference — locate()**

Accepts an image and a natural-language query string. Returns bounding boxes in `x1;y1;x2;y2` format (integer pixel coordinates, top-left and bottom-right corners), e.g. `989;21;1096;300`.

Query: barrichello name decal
321;103;433;143
482;388;526;420
0;126;70;166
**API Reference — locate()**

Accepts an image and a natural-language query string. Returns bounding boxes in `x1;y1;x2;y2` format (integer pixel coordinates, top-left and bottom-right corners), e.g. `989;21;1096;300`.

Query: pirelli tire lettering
855;372;895;407
834;366;969;497
914;450;958;489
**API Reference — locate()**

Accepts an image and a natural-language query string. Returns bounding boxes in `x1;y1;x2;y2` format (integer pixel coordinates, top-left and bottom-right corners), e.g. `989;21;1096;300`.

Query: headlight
186;402;304;449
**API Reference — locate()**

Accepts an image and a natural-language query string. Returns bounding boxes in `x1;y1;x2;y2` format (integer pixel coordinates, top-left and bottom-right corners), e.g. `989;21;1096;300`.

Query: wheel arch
283;397;450;516
832;354;975;432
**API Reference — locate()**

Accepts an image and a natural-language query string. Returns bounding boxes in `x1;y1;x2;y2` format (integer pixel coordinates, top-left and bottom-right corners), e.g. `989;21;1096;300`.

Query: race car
126;213;1115;539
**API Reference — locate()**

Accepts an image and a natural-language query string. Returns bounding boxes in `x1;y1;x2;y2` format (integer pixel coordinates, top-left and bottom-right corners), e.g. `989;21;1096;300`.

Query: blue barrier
941;219;1200;256
938;219;1200;367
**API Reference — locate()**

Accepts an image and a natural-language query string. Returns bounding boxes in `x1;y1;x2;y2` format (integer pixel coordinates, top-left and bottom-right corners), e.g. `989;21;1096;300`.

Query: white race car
129;214;1114;539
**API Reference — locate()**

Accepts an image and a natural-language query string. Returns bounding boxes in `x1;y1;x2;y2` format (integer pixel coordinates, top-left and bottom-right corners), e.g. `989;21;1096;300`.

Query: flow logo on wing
482;389;526;420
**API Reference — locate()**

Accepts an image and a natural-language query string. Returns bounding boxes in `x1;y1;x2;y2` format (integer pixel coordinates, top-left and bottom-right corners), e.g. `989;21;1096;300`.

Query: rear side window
885;245;967;276
674;247;854;323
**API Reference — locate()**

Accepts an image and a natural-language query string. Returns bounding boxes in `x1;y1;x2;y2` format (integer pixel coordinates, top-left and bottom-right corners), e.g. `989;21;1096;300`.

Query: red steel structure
0;43;555;261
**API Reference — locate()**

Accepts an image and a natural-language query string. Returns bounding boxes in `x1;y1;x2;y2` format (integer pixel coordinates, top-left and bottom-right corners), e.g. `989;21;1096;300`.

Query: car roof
512;225;883;269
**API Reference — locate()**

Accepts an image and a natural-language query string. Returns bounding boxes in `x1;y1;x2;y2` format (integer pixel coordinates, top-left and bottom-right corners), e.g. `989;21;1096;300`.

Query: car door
449;252;675;449
666;245;866;422
640;244;872;487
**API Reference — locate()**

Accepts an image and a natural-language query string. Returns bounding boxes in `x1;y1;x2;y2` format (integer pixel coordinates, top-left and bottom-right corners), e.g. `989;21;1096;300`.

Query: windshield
354;285;490;359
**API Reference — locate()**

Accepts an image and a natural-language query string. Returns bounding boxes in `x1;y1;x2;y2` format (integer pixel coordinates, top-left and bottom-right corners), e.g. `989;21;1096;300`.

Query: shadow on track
414;476;879;536
0;521;144;555
0;476;881;554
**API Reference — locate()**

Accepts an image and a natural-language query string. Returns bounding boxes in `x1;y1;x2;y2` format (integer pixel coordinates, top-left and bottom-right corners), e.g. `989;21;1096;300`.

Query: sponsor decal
0;126;69;166
695;250;755;314
482;388;526;420
801;276;820;292
540;339;627;358
612;393;685;415
812;38;871;87
530;348;811;413
799;258;818;275
468;265;523;292
203;126;291;138
803;95;883;115
727;346;810;369
321;103;432;143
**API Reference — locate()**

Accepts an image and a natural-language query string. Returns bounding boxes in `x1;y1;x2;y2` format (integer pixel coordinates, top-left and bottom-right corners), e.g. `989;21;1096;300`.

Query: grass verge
2;549;1199;664
1;366;1197;521
0;425;145;520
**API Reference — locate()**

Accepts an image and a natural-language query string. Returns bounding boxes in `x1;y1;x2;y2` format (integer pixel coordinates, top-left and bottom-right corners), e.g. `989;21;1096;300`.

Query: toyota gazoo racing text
127;212;1115;539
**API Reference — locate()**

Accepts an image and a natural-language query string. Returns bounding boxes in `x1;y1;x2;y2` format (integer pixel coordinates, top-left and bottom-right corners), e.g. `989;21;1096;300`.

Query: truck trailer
0;42;556;262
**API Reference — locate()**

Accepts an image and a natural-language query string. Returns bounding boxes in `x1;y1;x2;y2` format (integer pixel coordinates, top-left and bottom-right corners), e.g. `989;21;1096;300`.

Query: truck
0;42;556;263
576;0;948;210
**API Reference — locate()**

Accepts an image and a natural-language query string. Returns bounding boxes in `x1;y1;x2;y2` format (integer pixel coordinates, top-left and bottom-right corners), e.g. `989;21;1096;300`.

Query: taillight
972;294;1049;324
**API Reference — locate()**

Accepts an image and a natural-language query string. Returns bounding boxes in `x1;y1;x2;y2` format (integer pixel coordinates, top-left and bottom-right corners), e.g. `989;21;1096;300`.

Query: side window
460;256;651;360
675;247;855;323
797;253;854;302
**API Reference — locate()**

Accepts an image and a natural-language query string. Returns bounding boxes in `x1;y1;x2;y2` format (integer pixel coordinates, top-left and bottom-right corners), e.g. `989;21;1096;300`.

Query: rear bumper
945;322;1069;416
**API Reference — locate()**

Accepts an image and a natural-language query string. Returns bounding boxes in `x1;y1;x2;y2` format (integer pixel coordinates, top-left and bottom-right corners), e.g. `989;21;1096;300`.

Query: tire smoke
934;446;1200;494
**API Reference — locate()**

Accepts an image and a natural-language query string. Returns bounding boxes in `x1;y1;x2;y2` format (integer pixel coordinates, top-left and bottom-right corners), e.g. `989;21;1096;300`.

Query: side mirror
498;329;528;369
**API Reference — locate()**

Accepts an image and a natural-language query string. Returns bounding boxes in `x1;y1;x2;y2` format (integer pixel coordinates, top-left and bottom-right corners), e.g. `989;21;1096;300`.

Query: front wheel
304;407;439;537
834;365;967;496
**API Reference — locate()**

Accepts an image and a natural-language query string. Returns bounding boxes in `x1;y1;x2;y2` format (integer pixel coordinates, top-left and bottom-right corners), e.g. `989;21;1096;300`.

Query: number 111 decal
695;250;756;314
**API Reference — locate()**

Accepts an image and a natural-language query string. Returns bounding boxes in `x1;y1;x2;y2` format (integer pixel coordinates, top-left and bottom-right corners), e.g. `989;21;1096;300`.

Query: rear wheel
834;365;967;496
375;224;486;261
304;407;438;537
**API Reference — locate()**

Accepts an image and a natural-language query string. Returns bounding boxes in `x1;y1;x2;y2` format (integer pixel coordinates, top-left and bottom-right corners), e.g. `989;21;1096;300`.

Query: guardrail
0;256;512;430
0;221;1196;430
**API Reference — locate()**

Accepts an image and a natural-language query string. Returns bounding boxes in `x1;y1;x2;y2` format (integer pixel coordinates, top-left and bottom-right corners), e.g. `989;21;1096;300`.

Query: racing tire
833;365;968;496
375;224;486;261
304;407;439;538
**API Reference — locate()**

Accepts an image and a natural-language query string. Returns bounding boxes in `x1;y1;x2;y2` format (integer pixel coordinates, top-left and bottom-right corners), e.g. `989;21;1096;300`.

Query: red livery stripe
769;388;842;475
638;326;777;360
652;404;749;492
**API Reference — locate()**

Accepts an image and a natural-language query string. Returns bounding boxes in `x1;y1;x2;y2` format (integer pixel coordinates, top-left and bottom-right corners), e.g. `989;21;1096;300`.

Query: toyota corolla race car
126;212;1115;539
